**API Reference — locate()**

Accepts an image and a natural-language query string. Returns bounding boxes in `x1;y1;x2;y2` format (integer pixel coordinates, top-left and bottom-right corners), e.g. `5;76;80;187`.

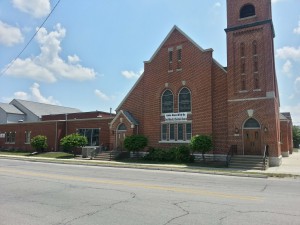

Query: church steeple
225;0;277;99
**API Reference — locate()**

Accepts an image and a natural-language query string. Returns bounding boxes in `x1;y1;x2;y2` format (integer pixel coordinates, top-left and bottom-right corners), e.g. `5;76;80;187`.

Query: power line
0;0;61;76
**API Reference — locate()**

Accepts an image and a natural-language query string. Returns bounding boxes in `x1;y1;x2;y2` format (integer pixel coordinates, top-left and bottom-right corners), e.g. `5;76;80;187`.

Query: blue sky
0;0;299;125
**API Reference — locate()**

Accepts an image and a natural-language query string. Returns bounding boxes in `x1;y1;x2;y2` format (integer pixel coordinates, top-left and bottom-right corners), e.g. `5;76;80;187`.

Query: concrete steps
229;155;268;170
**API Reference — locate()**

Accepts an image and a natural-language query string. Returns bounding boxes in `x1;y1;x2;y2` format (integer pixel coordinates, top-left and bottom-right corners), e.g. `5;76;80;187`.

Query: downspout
55;121;58;151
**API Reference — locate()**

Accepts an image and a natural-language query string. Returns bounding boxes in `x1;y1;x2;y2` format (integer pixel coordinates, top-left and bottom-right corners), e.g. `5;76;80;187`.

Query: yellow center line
0;168;262;201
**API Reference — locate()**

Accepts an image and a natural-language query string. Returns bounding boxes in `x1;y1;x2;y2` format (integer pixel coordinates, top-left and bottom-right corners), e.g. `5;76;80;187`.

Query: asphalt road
0;159;299;225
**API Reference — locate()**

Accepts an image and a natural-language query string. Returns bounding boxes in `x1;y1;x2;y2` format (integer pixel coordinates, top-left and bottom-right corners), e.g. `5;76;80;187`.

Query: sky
0;0;299;125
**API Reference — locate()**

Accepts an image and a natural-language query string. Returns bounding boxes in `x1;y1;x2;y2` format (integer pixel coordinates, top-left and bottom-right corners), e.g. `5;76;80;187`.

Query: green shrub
31;135;48;152
190;135;212;162
144;145;194;163
60;133;88;156
124;135;148;153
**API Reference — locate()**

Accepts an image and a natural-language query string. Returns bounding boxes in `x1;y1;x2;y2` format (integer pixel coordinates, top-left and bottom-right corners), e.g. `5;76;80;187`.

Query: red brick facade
0;0;293;167
110;0;291;166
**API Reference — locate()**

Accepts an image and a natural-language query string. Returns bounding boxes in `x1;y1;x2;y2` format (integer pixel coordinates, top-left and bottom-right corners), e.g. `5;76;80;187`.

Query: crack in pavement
236;210;300;217
163;201;190;225
60;190;136;225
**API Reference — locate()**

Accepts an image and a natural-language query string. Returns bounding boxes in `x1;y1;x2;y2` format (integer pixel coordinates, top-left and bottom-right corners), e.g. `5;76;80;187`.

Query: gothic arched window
162;90;174;113
178;88;191;112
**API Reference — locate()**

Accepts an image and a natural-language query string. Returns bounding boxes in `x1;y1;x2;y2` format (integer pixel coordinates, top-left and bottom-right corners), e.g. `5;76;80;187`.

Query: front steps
229;155;269;170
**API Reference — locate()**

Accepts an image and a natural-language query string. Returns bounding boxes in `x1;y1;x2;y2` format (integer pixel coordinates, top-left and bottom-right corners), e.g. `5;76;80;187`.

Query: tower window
240;43;245;57
253;56;258;72
240;4;256;19
241;76;246;91
252;41;258;55
168;48;173;71
241;58;246;74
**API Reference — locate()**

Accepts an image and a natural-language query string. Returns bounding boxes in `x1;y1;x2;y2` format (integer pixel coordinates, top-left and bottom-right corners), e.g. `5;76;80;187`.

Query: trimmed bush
144;145;194;163
31;135;48;152
124;135;148;153
190;135;213;162
60;133;88;156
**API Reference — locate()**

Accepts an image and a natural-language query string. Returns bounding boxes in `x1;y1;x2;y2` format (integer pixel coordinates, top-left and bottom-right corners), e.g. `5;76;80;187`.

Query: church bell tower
225;0;282;166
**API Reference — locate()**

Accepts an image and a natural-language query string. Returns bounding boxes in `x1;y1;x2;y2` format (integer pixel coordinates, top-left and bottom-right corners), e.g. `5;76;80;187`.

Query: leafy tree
31;135;48;153
60;133;88;156
124;135;148;155
190;135;212;162
293;126;300;148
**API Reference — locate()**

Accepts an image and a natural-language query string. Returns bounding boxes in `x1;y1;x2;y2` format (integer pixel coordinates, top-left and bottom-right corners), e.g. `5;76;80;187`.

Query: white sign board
165;113;187;121
0;133;5;138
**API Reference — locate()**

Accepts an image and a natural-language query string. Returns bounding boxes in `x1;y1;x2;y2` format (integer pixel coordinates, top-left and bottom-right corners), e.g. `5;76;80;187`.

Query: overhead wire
0;0;61;76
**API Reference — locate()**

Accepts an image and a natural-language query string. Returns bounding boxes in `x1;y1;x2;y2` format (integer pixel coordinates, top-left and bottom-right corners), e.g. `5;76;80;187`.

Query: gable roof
0;103;24;115
11;99;81;118
116;25;227;112
109;110;139;129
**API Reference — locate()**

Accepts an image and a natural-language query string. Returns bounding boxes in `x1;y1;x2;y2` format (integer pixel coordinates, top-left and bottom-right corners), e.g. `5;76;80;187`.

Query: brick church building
109;0;292;166
0;0;293;167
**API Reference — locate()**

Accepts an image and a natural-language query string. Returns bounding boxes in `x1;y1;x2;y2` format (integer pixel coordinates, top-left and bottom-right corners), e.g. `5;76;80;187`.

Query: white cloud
213;2;221;8
282;60;293;77
121;70;143;79
293;20;300;34
276;46;300;61
12;0;51;18
94;89;110;101
1;83;60;105
0;21;24;46
280;104;300;126
4;24;97;83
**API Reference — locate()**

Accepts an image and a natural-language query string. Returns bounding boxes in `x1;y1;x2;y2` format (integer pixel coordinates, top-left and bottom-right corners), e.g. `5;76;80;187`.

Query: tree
190;135;212;162
293;126;300;148
124;135;148;155
60;133;88;156
31;135;48;153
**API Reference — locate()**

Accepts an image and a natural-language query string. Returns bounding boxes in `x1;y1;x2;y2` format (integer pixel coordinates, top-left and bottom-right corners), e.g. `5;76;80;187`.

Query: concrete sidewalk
1;151;300;178
258;150;300;176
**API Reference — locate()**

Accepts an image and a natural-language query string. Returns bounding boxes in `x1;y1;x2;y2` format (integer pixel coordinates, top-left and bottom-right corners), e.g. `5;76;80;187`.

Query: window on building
254;73;260;89
240;43;245;57
186;123;192;140
179;88;191;112
253;56;258;72
252;41;257;55
241;58;246;74
5;132;16;144
78;128;100;146
162;90;174;113
168;48;173;71
244;118;260;128
160;123;192;142
241;76;246;91
240;4;256;19
25;131;31;144
162;124;167;141
178;124;184;141
170;124;175;140
177;46;182;70
117;123;127;131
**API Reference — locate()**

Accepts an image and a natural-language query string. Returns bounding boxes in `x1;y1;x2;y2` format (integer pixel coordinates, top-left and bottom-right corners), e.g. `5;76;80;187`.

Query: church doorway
116;123;127;150
243;118;262;155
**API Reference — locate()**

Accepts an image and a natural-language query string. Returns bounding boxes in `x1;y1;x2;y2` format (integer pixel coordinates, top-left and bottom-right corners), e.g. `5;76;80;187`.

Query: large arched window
178;88;191;112
240;4;256;19
244;118;260;129
162;90;174;113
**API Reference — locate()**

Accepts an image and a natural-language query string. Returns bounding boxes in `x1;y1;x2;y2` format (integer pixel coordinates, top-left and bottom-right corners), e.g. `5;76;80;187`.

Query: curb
0;155;293;179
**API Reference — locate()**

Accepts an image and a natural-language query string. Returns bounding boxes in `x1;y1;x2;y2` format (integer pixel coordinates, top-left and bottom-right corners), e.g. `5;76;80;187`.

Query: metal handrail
226;145;237;167
262;145;269;170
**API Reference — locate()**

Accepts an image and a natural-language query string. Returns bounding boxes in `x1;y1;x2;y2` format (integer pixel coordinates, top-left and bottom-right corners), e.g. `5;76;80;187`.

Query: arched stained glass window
162;90;174;113
240;4;256;19
118;123;127;131
244;118;260;128
179;88;191;112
